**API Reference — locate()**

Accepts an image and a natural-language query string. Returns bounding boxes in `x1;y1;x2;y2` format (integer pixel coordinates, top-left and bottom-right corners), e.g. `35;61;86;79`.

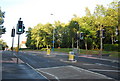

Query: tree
68;20;79;48
26;27;36;49
0;8;5;25
104;1;118;44
0;7;5;36
54;21;65;48
0;39;7;50
25;0;119;51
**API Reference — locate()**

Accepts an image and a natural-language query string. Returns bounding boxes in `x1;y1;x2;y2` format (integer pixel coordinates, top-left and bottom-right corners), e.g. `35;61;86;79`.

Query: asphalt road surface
2;51;120;81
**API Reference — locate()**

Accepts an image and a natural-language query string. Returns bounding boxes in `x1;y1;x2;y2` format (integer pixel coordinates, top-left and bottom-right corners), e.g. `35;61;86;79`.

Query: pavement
1;51;49;81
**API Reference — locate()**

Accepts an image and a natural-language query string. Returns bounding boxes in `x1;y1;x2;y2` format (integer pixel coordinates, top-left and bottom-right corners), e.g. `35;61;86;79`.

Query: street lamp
51;14;55;51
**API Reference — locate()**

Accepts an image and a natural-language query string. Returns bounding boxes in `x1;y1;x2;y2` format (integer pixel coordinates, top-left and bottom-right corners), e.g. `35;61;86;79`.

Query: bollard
69;51;74;61
16;47;18;52
47;48;51;55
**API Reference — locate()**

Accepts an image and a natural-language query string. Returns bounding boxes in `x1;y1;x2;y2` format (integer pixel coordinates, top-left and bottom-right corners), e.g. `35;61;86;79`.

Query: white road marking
39;65;69;70
69;66;113;79
79;55;119;63
89;69;120;72
16;57;49;81
12;58;24;63
37;70;60;81
60;59;77;63
83;63;95;65
95;63;119;69
38;65;82;73
26;63;50;81
37;65;113;79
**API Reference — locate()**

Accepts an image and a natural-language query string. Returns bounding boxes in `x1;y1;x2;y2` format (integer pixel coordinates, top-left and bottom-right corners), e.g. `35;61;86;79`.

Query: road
2;51;120;81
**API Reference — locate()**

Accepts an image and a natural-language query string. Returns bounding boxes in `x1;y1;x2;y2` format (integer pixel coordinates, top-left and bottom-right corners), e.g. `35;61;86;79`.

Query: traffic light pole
11;27;15;61
16;18;25;64
17;34;20;64
100;25;103;58
11;37;14;52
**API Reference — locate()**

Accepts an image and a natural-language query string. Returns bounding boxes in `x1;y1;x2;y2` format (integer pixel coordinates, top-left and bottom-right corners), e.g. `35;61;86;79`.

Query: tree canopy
26;1;119;50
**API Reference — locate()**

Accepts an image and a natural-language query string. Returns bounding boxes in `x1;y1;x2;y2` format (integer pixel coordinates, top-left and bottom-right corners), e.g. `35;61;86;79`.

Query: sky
0;0;114;47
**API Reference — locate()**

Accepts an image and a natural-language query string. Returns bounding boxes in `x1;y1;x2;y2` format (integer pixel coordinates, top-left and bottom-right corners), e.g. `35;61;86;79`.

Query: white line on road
39;65;82;73
69;66;113;80
38;65;69;70
89;69;120;72
37;70;60;81
83;63;95;65
26;63;50;81
95;63;119;69
38;65;113;79
17;57;49;81
79;55;119;63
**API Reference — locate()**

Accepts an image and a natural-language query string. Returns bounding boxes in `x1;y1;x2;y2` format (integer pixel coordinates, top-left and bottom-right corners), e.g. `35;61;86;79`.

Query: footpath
1;51;48;81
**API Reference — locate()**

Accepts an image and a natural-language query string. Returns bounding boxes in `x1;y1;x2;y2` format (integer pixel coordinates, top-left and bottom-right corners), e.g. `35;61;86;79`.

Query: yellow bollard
16;47;18;52
69;52;74;61
47;49;51;55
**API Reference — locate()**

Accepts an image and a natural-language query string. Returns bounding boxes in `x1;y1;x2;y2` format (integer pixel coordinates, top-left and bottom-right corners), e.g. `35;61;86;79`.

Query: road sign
52;41;55;43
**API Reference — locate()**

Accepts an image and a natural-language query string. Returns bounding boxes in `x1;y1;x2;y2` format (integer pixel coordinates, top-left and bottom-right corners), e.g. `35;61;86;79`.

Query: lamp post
51;14;55;51
100;24;103;58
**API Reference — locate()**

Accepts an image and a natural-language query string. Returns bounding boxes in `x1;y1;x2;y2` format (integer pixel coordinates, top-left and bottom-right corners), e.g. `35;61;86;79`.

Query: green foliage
0;8;5;25
104;44;118;51
25;1;119;51
0;39;8;50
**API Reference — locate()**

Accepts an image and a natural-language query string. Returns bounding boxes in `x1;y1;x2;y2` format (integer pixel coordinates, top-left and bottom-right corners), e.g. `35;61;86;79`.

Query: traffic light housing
102;29;105;38
16;20;25;34
22;25;25;33
17;21;23;34
80;32;84;40
96;30;100;37
11;29;15;37
75;33;79;40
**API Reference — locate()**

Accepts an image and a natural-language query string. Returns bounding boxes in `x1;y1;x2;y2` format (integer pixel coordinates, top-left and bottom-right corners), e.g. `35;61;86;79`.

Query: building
20;41;27;48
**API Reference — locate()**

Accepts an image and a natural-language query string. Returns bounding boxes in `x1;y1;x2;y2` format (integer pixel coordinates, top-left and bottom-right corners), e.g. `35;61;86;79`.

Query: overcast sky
0;0;114;47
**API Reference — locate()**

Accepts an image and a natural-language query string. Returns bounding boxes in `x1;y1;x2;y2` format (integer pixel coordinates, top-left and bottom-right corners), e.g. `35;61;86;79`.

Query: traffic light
22;25;25;33
75;33;79;40
115;28;118;36
102;29;105;38
80;32;84;40
96;30;100;37
17;21;23;34
16;20;25;34
11;28;15;37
